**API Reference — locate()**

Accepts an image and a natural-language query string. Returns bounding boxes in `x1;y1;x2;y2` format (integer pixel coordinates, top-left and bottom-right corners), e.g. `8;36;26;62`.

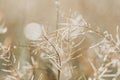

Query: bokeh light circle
24;23;42;40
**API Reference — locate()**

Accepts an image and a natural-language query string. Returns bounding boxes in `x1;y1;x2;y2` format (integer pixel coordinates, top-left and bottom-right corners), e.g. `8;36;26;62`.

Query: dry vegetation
0;0;120;80
0;11;120;80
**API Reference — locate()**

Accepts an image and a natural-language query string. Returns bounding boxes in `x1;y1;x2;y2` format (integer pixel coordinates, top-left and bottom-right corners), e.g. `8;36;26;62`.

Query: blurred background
0;0;120;35
0;0;120;40
0;0;120;79
0;0;120;55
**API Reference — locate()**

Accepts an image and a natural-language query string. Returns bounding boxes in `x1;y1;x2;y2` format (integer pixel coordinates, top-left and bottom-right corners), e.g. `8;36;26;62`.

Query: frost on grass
0;12;120;80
